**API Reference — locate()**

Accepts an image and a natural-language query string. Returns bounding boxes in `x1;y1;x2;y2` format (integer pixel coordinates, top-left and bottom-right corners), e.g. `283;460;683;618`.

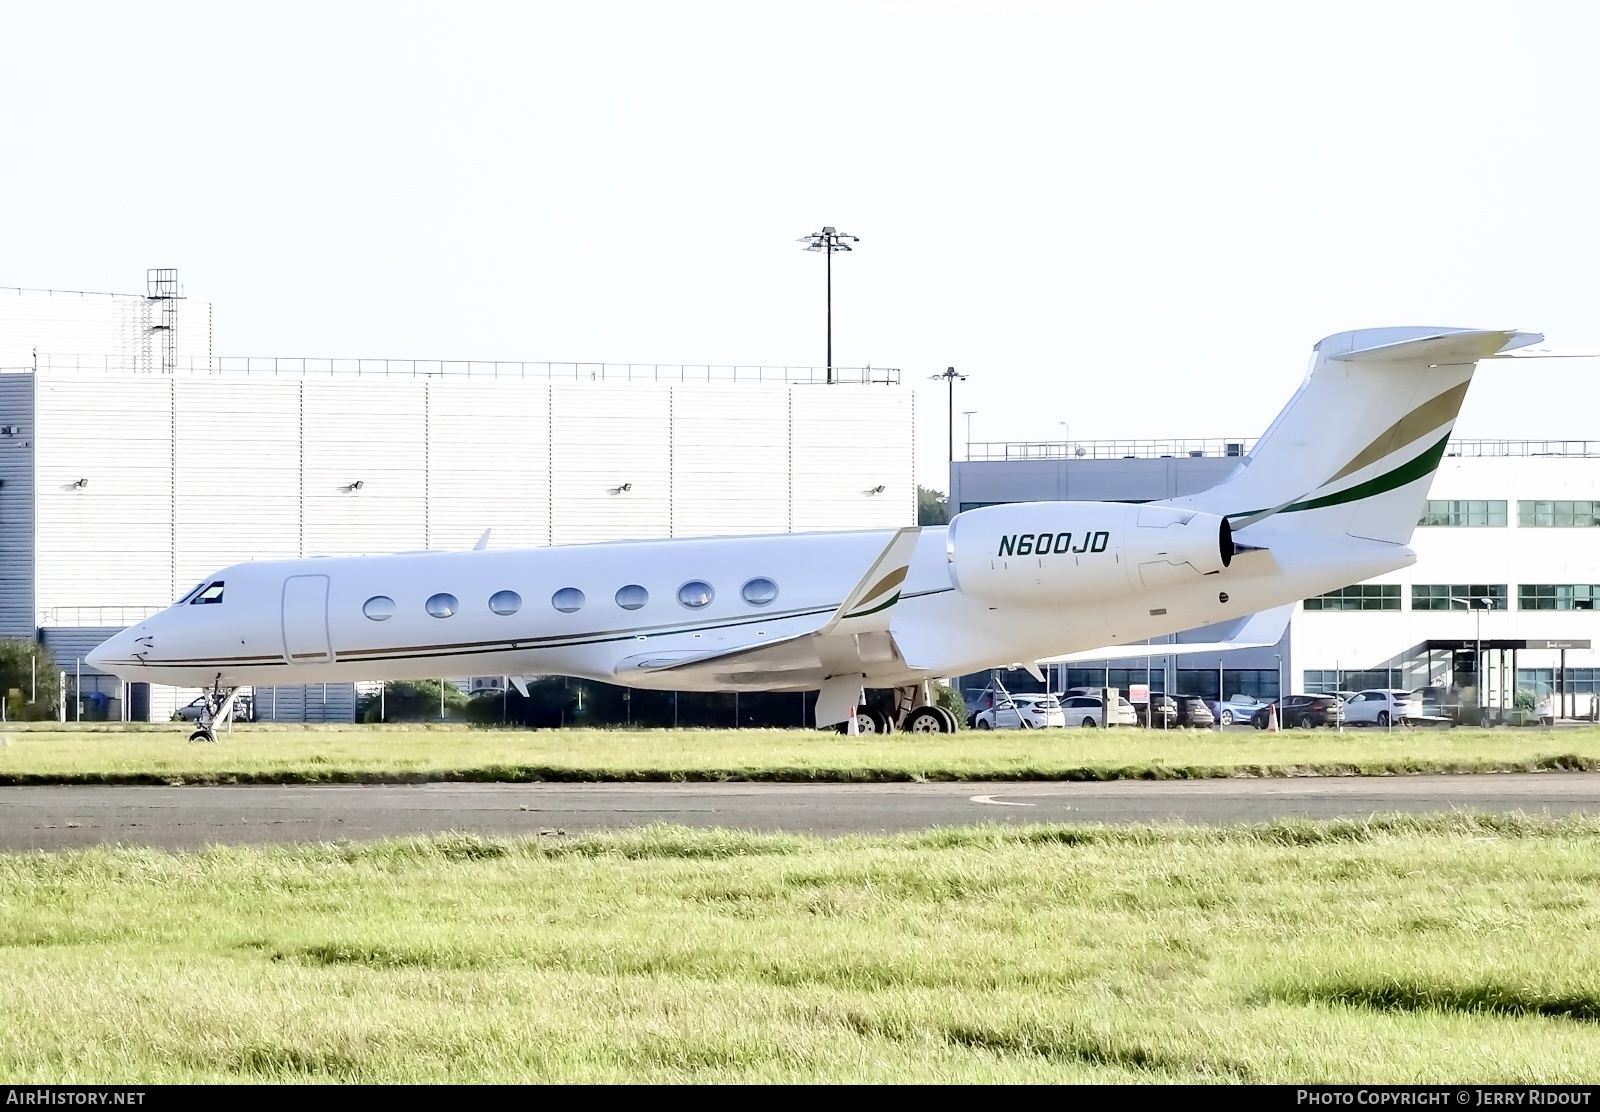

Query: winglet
816;527;922;636
474;529;492;551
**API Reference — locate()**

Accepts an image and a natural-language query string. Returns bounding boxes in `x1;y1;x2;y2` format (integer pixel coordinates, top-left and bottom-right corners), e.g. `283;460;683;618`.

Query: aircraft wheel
903;707;946;734
865;707;893;734
188;728;217;744
934;706;958;732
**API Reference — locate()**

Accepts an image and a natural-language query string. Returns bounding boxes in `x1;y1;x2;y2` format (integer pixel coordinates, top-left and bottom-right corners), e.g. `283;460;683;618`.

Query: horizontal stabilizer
1038;604;1293;665
1327;329;1541;364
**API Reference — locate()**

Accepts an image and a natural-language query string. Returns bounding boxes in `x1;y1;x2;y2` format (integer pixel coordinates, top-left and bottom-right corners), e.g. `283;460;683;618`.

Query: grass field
1;814;1598;1082
1;721;1600;784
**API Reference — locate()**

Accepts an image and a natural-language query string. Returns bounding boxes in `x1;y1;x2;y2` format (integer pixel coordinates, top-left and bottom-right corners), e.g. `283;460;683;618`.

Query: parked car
176;694;253;723
1342;689;1416;727
1169;695;1215;728
1252;694;1344;729
1207;693;1269;727
1131;694;1179;728
1406;687;1457;724
973;694;1065;730
1060;694;1138;728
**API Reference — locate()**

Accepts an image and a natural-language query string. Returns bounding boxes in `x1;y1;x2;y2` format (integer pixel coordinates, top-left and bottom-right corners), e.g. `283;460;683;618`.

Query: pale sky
3;1;1598;490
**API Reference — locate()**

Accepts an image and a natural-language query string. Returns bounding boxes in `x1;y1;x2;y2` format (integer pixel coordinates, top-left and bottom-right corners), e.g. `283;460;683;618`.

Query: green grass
2;814;1600;1081
1;721;1600;784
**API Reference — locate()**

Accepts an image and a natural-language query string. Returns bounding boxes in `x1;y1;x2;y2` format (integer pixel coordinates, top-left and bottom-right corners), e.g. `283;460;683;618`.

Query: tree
917;485;949;525
0;638;60;720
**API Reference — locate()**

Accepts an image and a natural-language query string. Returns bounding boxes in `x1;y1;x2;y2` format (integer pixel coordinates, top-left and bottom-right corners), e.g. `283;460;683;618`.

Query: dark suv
1170;696;1215;728
1253;694;1345;729
1132;694;1179;728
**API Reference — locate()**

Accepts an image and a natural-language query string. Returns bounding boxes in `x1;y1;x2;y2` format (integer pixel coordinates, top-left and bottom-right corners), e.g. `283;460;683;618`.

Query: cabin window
363;595;396;621
741;577;778;606
677;580;714;609
191;582;225;605
615;584;649;610
488;590;522;616
552;587;586;613
425;592;459;618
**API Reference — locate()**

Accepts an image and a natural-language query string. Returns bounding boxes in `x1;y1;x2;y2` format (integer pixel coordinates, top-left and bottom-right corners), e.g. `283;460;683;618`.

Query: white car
1060;694;1138;728
1342;689;1415;727
973;694;1065;730
1207;693;1268;726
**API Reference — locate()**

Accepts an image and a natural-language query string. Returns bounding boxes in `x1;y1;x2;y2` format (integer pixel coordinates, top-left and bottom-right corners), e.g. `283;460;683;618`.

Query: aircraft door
282;574;333;664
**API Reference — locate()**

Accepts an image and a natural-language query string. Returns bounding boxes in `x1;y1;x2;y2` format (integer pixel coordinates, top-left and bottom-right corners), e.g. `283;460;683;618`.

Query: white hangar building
0;276;916;721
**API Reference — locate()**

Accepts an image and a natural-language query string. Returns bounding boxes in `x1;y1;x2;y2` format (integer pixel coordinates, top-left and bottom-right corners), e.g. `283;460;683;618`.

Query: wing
613;527;923;688
1036;604;1294;665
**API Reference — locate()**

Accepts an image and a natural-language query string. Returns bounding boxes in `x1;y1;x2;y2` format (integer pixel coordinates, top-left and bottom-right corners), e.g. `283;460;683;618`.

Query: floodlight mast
798;226;858;384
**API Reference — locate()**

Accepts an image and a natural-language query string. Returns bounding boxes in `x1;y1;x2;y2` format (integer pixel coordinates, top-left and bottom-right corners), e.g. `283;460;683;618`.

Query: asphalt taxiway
1;773;1598;850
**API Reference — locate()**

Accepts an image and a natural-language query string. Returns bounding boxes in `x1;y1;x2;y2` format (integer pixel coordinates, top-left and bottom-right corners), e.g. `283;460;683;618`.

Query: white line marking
968;794;1035;807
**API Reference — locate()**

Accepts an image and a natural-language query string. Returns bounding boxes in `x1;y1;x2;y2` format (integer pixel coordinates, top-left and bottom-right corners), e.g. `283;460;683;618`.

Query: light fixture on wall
864;484;886;495
609;482;633;495
71;478;88;489
342;480;365;493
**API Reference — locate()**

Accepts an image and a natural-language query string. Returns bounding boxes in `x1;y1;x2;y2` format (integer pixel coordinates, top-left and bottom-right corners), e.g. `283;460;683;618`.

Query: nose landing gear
188;678;240;744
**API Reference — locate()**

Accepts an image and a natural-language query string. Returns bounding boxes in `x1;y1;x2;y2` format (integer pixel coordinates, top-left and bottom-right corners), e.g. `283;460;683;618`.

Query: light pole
798;226;858;384
962;410;977;461
930;366;967;463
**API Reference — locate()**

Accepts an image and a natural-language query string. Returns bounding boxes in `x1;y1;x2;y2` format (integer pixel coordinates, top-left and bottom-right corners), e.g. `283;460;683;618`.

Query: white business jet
89;326;1541;741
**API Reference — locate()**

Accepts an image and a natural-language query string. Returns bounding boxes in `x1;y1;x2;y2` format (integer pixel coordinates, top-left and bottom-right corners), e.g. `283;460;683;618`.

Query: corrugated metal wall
22;370;914;717
426;379;552;550
253;684;357;723
0;373;34;636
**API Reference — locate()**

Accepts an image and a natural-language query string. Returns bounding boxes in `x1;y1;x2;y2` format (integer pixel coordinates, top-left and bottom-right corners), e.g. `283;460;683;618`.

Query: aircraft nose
86;626;139;674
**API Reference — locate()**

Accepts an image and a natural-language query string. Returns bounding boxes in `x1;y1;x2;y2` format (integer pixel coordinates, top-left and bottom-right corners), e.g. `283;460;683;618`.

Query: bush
0;638;60;721
935;683;967;722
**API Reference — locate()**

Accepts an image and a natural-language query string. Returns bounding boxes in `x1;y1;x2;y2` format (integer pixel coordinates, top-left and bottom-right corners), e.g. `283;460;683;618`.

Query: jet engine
945;501;1234;605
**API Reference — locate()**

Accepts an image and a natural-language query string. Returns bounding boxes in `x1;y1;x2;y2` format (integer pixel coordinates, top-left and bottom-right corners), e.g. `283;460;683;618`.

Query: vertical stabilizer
1169;327;1541;544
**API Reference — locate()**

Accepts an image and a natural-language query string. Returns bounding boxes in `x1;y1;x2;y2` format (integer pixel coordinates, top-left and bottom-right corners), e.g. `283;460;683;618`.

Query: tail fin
1171;326;1541;544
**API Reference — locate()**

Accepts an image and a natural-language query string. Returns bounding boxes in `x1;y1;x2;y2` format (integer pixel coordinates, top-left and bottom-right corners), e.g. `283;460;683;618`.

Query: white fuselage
87;518;1412;692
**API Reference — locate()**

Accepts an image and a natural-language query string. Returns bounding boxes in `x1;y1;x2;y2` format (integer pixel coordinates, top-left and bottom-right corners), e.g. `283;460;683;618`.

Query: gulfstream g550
89;326;1541;739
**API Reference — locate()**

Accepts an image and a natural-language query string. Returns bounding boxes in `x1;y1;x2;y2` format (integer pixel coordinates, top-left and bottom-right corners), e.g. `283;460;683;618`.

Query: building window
551;587;585;613
1518;500;1600;528
614;584;649;611
958;501;1012;513
677;580;715;609
424;592;459;618
488;590;522;616
1174;669;1281;702
1518;584;1600;611
1304;669;1403;694
1303;584;1401;611
740;577;778;606
1064;668;1167;696
362;595;395;621
1412;584;1508;611
1418;499;1507;527
1519;668;1600;695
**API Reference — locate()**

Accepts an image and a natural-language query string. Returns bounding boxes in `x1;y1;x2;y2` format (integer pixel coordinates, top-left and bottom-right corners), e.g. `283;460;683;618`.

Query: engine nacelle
946;501;1233;605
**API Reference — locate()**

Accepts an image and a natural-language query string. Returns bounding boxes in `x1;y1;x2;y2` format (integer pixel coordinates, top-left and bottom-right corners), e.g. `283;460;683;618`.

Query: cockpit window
191;581;225;605
176;582;207;605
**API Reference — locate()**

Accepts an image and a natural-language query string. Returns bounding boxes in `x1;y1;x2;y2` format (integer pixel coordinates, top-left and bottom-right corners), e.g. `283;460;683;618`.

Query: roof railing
28;354;900;385
964;439;1257;461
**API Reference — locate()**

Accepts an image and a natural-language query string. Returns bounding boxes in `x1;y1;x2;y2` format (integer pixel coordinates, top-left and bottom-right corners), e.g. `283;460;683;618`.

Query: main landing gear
835;684;958;735
188;678;240;744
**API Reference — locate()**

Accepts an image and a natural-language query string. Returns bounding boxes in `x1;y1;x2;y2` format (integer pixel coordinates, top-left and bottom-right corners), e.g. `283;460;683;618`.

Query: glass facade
1418;499;1507;527
1173;669;1280;702
1064;668;1167;695
1304;584;1401;611
1411;584;1509;611
1518;500;1600;527
1304;669;1404;694
1518;584;1600;611
1517;669;1600;695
